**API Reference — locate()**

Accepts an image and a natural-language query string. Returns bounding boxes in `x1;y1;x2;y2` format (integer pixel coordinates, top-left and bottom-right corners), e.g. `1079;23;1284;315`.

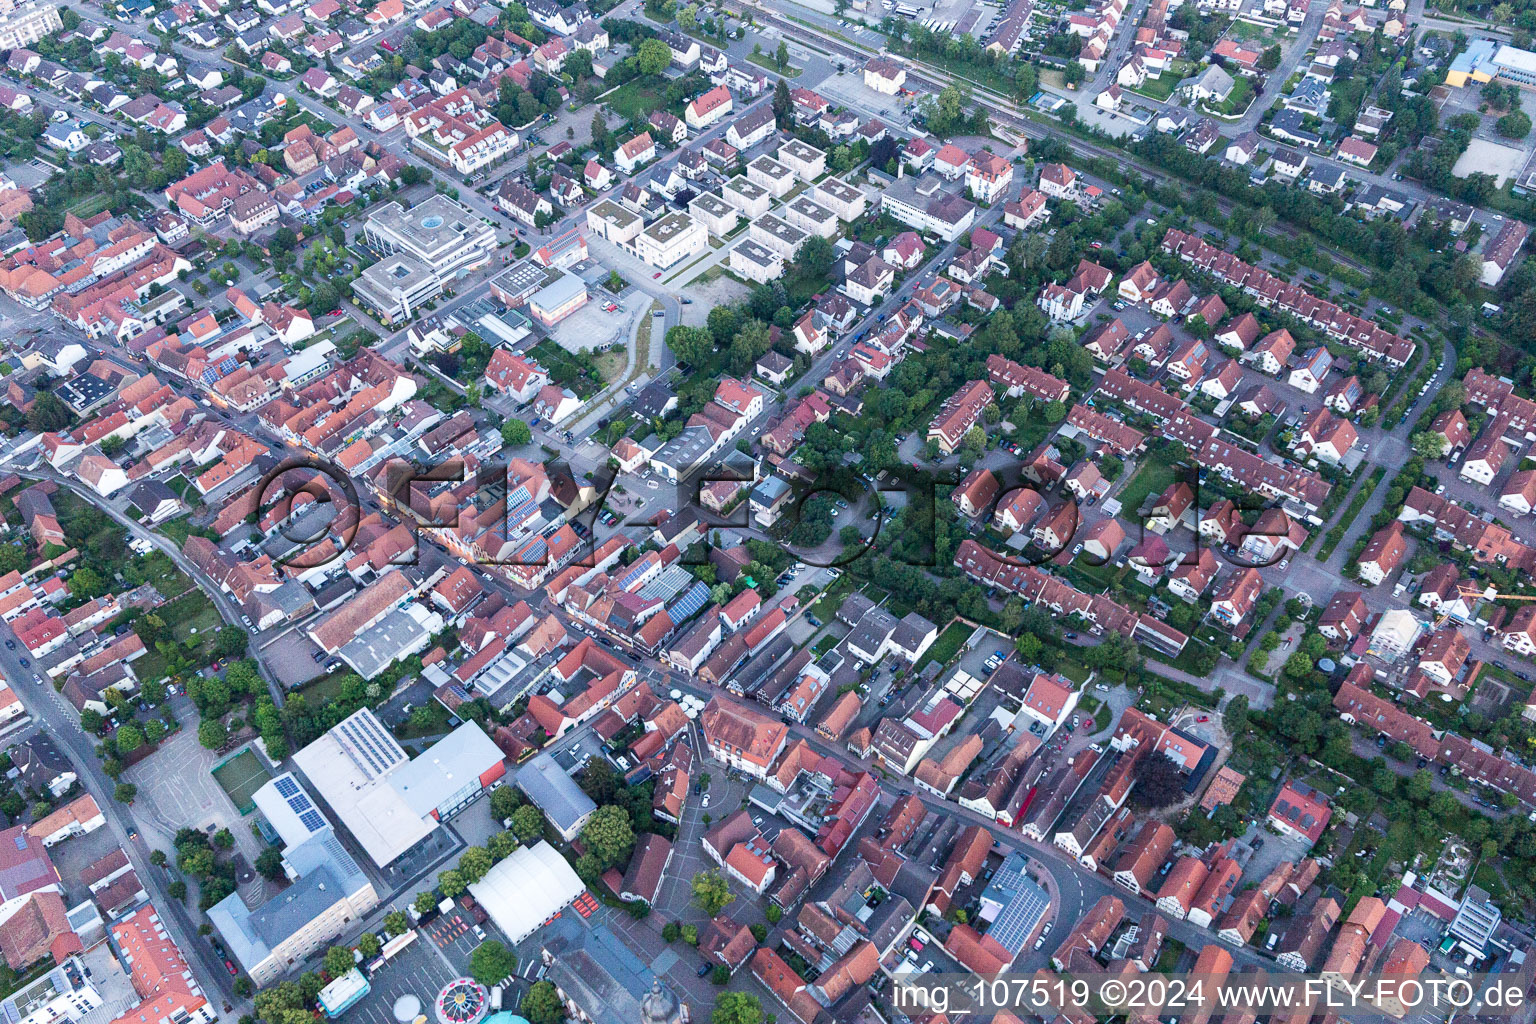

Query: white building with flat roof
292;710;507;866
746;155;796;198
783;195;837;238
688;192;739;237
777;139;826;181
722;177;771;218
353;196;497;323
749;213;808;259
351;253;440;325
635;212;707;269
812;177;867;221
729;240;783;283
0;960;101;1024
0;2;63;50
363;195;496;279
586;199;643;244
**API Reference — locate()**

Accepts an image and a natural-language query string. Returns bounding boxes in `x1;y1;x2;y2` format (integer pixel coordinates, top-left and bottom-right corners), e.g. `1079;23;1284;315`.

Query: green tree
1410;431;1447;459
662;921;681;942
469;941;518;986
490;786;520;821
636;38;672;75
690;868;736;916
666;324;715;366
458;847;493;884
765;904;782;924
358;932;382;959
706;305;739;344
215;627;250;659
414;891;440;915
115;722;146;755
384;911;410;936
1128;753;1186;808
711;964;730;985
438;869;467;898
580;805;634;867
198;718;227;750
323;945;354;979
511;803;545;842
961;425;987;456
501;419;533;446
772;77;792;124
775;39;789;69
1497;111;1532;139
711;992;763;1024
1258;44;1281;70
256;847;286;880
523;981;565;1024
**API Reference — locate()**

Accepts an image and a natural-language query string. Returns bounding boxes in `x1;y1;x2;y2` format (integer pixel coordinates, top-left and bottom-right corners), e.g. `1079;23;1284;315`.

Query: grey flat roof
530;270;587;312
337;606;430;680
724;176;769;200
390;721;506;818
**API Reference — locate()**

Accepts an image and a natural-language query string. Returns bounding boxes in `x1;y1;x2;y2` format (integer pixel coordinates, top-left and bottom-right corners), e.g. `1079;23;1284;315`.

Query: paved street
0;621;237;1012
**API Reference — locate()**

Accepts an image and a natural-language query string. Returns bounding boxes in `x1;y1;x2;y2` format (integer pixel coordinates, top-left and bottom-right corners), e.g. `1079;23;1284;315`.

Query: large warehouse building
293;709;506;866
468;841;585;943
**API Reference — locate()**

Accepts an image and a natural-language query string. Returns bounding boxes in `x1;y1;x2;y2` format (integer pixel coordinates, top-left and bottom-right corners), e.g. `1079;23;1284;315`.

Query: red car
224;960;237;975
328;308;344;316
652;271;662;279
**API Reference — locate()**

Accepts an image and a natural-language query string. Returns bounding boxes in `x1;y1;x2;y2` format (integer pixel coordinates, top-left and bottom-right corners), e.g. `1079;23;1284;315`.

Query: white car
701;794;711;808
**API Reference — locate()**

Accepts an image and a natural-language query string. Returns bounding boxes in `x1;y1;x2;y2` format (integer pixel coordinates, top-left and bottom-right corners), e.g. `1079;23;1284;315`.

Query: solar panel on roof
298;810;326;832
274;776;300;797
667;581;710;623
286;794;313;814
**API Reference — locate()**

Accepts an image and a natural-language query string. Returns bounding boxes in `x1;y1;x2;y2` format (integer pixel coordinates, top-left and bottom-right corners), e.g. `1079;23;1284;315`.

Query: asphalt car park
341;931;458;1024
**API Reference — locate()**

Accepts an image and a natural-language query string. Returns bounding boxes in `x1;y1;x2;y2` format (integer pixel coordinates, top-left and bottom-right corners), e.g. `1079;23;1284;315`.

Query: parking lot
546;294;638;354
341;931;459;1024
255;621;330;690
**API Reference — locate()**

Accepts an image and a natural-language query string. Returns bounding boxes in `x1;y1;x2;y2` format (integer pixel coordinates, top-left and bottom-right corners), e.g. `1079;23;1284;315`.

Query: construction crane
1433;583;1536;629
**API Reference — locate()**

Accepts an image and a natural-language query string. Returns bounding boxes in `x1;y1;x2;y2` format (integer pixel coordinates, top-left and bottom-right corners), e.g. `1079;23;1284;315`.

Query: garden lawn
1115;456;1178;518
917;622;971;673
605;81;668;122
1210;76;1256;116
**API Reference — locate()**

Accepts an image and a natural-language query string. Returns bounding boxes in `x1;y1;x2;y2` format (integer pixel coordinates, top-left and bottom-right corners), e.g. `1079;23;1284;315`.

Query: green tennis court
211;748;272;815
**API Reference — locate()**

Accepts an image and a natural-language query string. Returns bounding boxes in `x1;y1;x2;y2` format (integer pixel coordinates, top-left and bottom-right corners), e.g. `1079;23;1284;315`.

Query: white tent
468;841;584;943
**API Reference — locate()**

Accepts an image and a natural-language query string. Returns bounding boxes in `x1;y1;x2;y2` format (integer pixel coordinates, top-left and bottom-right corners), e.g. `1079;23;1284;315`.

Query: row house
1163;228;1415;367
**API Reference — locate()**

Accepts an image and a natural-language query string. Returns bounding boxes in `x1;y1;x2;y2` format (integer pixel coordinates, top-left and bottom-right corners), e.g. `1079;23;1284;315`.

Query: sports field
211;748;272;815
